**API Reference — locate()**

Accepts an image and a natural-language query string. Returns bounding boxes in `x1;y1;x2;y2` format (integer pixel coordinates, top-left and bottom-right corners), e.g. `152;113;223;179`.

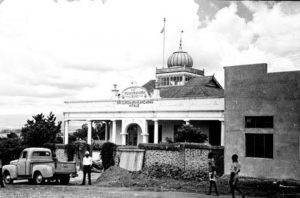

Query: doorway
126;124;139;146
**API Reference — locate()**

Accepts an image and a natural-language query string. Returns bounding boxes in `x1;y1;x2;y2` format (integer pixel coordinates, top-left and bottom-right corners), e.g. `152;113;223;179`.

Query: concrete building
224;63;300;180
63;44;225;146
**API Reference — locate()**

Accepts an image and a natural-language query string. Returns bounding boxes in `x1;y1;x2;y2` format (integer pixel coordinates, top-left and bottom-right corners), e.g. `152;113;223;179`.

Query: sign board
117;86;153;107
121;86;150;99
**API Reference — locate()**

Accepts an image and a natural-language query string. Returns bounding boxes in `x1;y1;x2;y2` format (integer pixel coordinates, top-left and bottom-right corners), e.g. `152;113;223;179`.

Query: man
81;151;92;185
0;157;4;188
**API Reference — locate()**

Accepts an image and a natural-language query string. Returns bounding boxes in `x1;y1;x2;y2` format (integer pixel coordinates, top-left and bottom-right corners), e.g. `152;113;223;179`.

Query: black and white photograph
0;0;299;197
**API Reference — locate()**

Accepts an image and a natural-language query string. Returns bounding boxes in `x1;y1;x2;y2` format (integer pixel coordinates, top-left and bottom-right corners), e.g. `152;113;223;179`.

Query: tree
101;142;116;170
21;112;62;147
72;121;105;142
0;137;25;165
174;124;207;143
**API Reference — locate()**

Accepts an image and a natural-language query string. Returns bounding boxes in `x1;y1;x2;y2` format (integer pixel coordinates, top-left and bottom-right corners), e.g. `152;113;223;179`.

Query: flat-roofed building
224;63;300;180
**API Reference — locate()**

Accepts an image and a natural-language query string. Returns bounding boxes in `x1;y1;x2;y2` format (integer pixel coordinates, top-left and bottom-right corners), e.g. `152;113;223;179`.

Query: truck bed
55;161;77;174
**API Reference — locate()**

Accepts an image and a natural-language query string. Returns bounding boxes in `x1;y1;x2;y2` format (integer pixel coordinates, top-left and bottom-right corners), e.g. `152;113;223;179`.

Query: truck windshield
32;151;51;158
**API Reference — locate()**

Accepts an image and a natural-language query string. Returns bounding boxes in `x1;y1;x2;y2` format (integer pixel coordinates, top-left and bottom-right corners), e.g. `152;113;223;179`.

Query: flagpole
162;17;166;68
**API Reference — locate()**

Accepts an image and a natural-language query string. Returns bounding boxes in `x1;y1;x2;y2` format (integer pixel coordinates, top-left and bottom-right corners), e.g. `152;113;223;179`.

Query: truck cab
2;147;77;185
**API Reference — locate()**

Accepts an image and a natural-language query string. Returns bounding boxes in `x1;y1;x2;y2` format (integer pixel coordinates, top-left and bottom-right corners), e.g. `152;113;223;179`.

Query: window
32;151;51;157
170;76;182;85
245;116;273;128
21;151;27;159
245;134;273;158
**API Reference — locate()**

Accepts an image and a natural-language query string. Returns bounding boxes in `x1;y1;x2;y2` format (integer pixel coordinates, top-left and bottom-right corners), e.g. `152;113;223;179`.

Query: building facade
63;45;225;146
224;63;300;180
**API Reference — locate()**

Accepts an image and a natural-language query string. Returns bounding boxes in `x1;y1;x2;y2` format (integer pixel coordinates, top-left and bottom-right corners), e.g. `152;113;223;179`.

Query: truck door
17;151;28;176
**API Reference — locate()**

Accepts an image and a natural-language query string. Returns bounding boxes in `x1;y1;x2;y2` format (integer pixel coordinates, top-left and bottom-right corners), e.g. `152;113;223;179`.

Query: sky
0;0;300;129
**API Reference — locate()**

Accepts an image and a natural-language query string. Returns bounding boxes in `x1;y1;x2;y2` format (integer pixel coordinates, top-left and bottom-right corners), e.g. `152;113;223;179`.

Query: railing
156;67;204;76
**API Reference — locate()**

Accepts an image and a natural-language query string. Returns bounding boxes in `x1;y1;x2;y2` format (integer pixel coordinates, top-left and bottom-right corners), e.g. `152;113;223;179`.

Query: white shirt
230;162;241;176
82;156;93;166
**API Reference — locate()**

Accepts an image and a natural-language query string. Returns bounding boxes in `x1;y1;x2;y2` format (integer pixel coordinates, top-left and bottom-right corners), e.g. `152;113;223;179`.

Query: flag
160;17;166;33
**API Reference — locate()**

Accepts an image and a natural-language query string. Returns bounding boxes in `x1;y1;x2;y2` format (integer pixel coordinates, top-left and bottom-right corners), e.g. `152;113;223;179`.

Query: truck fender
2;165;18;179
32;165;54;179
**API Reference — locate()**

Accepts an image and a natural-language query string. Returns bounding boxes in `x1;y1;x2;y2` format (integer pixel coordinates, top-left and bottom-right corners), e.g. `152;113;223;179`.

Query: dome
167;47;193;68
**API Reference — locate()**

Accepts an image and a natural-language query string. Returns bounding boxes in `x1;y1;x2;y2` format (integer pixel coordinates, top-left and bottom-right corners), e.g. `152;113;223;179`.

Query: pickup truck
2;147;77;185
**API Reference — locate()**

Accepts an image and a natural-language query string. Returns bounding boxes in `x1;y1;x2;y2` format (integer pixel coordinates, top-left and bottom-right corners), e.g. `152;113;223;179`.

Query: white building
63;44;225;146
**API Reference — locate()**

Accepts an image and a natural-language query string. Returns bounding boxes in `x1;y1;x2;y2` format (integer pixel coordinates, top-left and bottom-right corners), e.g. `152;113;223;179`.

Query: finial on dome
179;30;184;50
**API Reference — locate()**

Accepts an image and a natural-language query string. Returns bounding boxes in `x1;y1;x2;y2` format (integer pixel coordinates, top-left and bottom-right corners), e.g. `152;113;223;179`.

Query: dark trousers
0;168;4;187
82;165;91;185
229;179;244;198
208;180;219;195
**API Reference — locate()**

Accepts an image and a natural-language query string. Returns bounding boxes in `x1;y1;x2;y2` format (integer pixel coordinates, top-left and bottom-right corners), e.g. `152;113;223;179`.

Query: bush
65;144;76;161
101;142;116;170
43;142;56;153
175;124;207;143
165;137;174;143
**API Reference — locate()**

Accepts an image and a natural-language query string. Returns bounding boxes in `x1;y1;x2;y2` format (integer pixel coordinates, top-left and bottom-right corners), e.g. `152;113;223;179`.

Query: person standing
81;151;92;185
207;152;219;196
229;154;246;198
0;157;5;188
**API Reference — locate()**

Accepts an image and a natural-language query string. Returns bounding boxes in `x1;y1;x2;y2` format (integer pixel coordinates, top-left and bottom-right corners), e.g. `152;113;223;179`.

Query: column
104;122;108;142
121;133;127;145
142;121;149;144
64;120;69;144
153;119;159;144
221;121;225;146
111;120;117;143
120;120;127;146
184;119;190;125
87;120;92;145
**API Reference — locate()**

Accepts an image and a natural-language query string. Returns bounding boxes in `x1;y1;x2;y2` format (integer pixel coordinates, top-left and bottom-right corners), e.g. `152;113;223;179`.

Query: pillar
153;119;159;144
120;120;127;146
142;120;149;144
111;120;117;143
104;122;108;142
121;133;127;145
64;120;69;144
184;119;190;125
87;120;92;145
221;121;225;146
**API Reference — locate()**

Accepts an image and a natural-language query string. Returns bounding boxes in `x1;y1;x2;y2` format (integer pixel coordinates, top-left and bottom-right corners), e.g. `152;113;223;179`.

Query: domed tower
167;41;193;68
155;38;204;88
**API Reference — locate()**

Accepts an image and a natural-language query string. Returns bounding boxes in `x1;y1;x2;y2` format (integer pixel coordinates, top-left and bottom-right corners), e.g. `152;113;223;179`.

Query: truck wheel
3;171;13;184
34;172;44;185
59;175;70;185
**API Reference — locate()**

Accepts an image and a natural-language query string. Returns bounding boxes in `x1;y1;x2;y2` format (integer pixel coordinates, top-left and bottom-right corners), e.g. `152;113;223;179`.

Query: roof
143;76;224;98
23;147;51;153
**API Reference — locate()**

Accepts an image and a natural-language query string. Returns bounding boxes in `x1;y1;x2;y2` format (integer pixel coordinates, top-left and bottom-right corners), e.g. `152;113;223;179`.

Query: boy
207;152;219;196
229;154;246;198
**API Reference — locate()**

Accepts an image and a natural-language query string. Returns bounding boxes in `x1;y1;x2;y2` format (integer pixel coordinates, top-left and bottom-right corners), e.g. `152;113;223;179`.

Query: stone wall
139;143;224;174
55;144;69;162
54;143;224;174
144;150;185;169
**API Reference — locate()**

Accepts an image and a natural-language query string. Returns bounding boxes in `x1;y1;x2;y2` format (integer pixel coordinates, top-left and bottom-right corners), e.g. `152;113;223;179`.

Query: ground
0;169;299;198
0;185;265;198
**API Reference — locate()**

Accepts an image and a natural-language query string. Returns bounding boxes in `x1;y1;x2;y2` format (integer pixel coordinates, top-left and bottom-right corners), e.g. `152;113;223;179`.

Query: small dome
167;48;193;68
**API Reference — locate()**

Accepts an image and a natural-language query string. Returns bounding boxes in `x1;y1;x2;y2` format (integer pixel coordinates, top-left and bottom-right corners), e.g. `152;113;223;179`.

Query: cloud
0;0;299;129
